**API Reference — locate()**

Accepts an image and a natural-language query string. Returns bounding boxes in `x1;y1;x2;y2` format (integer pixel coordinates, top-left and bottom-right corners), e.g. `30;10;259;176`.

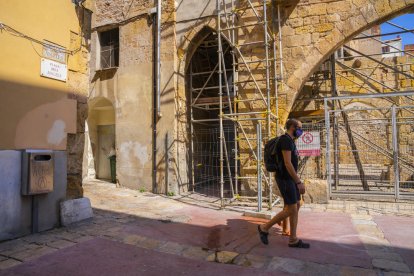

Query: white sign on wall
40;58;67;82
43;44;66;63
297;131;321;156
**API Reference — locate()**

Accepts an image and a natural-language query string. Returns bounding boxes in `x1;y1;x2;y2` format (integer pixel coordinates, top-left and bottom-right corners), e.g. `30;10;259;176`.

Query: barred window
99;28;119;69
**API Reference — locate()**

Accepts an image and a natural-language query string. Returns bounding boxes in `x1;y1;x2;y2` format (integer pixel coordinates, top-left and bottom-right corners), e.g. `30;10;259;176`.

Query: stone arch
176;21;217;135
181;24;236;196
282;0;414;123
175;19;218;192
84;97;116;182
177;21;217;73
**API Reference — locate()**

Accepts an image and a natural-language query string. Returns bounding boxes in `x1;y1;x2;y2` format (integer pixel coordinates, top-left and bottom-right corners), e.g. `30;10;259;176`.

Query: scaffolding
291;19;414;201
188;0;284;208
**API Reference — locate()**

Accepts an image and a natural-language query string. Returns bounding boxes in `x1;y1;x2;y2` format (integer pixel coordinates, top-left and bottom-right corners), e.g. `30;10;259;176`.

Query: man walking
258;119;310;248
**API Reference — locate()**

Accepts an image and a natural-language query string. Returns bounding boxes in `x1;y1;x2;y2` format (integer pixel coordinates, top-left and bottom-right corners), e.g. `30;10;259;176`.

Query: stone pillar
67;96;89;199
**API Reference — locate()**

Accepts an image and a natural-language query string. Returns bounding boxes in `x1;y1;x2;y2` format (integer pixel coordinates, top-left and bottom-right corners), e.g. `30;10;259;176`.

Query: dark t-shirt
276;134;299;179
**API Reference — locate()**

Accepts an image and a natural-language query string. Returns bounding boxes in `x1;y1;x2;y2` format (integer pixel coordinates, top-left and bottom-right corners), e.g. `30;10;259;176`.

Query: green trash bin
109;155;116;183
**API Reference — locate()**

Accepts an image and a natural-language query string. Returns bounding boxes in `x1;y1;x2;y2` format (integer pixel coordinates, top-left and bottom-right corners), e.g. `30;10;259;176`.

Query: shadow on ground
1;205;413;275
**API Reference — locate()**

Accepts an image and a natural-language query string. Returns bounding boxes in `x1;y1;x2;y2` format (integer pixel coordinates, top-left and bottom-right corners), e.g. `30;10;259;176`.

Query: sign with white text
43;44;66;63
40;58;67;82
297;131;321;156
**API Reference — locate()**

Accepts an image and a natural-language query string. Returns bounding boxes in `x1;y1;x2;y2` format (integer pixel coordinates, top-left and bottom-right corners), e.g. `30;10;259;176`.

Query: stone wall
280;0;414;124
88;0;178;193
86;0;414;196
66;7;93;199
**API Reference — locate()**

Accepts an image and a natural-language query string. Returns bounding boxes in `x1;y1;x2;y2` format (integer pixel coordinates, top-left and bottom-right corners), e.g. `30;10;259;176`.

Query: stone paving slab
373;215;414;273
118;205;373;267
246;212;372;268
0;238;277;276
1;181;413;275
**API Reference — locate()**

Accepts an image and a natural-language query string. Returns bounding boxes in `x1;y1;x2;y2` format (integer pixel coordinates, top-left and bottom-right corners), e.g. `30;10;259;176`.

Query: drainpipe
151;0;162;193
150;0;162;193
156;0;162;118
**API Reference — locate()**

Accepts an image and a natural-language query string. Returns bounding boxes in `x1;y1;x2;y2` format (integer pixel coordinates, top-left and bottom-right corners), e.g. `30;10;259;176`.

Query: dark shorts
276;177;300;205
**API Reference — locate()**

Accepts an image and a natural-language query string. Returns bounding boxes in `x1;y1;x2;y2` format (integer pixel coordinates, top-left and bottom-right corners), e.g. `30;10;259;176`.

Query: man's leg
260;204;296;233
281;217;289;236
288;203;299;243
288;201;309;248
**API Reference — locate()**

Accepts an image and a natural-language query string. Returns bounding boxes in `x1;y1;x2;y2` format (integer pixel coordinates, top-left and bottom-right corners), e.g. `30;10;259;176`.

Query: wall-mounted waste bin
21;150;54;195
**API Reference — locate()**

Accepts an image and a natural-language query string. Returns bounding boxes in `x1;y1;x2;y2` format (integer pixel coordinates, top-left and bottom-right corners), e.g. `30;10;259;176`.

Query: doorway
87;97;116;182
187;30;238;197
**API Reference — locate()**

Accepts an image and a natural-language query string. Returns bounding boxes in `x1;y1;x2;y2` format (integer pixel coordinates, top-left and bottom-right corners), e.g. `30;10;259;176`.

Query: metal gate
325;92;414;200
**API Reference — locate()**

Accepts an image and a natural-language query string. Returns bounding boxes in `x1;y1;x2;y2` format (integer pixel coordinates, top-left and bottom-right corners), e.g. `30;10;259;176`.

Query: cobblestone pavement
0;179;413;275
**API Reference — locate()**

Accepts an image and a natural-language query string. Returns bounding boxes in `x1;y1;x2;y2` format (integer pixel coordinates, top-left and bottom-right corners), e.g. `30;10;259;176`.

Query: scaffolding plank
194;96;234;105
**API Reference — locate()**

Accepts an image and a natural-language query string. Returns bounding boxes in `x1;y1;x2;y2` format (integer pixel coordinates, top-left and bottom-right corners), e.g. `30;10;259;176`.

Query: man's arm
282;150;305;194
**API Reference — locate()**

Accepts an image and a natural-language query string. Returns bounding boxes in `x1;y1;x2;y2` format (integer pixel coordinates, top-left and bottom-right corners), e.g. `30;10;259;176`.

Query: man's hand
297;182;306;194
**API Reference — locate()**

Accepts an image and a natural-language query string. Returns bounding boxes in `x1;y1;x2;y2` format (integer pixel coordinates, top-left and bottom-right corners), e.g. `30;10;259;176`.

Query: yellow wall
0;0;90;150
0;0;83;88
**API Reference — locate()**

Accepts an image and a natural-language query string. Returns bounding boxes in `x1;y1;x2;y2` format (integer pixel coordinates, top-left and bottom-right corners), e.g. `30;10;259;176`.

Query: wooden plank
289;109;325;118
194;96;234;105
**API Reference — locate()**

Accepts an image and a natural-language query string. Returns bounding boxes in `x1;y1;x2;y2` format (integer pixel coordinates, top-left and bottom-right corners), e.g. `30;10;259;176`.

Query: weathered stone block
308;3;327;16
67;174;83;199
60;197;93;226
303;179;328;204
207;251;239;264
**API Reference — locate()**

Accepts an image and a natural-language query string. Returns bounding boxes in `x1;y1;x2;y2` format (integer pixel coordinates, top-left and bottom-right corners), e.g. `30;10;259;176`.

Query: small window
382;46;390;54
99;28;119;69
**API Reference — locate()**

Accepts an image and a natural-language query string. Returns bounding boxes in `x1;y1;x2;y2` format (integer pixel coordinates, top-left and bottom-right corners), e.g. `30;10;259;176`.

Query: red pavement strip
247;212;371;268
373;215;414;272
0;238;278;276
121;206;372;268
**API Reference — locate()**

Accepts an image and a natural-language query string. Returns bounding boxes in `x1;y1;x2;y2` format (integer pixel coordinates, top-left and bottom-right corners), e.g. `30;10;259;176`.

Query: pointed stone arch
281;0;414;123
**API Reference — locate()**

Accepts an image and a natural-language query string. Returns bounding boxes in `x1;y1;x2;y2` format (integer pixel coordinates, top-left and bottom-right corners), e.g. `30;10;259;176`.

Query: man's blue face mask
294;127;303;138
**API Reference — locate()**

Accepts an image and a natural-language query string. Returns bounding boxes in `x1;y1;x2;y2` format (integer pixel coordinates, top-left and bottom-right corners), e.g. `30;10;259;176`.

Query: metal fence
191;122;273;204
325;92;414;200
192;125;237;198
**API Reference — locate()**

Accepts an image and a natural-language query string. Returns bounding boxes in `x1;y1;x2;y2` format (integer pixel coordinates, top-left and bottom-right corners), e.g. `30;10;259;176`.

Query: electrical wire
0;21;82;56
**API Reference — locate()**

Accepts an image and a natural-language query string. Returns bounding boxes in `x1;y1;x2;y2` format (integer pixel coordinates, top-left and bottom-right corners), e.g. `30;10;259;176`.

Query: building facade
86;0;414;200
0;0;91;240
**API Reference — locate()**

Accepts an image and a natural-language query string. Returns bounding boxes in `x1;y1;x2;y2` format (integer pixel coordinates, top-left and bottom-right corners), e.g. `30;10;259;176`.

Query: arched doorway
186;29;238;197
86;97;116;182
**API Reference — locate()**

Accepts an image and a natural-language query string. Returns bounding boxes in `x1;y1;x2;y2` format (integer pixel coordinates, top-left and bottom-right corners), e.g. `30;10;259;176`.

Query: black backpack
264;136;282;172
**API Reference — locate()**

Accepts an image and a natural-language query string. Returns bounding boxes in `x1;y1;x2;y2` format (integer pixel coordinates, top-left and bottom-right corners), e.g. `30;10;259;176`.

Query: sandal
288;239;310;249
257;225;269;245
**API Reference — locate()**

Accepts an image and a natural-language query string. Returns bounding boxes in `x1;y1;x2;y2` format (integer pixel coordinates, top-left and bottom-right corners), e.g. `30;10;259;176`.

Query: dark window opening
99;28;119;69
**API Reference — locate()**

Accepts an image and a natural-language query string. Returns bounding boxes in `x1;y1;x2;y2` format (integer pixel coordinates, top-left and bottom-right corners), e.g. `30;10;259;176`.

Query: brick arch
282;0;414;123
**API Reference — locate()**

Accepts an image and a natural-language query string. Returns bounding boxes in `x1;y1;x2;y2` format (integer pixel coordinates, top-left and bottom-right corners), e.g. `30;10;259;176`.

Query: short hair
285;118;300;130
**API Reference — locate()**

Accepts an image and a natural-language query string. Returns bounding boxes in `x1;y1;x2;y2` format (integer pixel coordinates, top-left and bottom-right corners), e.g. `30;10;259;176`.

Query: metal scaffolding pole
217;0;225;207
359;32;414;58
330;55;340;190
190;63;195;192
385;21;414;36
257;122;263;212
231;0;239;196
343;45;414;80
263;0;273;210
353;29;414;40
391;105;400;200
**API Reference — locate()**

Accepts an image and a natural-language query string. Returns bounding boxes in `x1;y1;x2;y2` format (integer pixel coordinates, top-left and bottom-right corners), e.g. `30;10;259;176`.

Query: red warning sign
297;131;320;156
